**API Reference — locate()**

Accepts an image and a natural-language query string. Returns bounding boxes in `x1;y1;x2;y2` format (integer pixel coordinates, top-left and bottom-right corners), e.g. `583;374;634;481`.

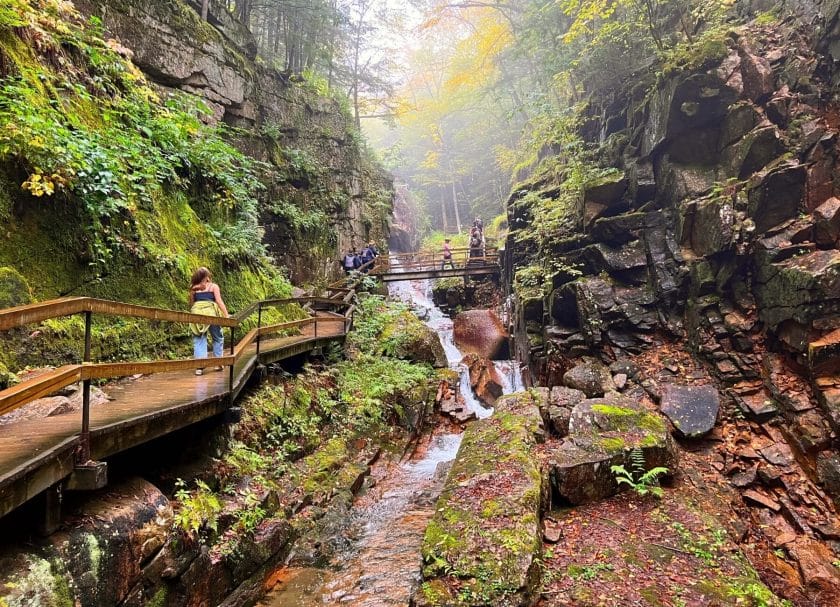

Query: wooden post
255;302;262;358
314;315;318;338
228;327;235;406
36;484;62;536
79;311;92;463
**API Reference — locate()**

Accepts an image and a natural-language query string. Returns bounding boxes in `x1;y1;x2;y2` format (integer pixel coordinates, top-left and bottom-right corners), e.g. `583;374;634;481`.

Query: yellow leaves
443;15;512;94
21;172;56;197
420;150;441;170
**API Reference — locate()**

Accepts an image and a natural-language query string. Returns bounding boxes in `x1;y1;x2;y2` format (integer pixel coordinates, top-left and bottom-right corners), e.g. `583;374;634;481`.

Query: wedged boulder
659;383;720;437
546;394;677;505
417;392;546;607
453;309;509;360
585;240;648;273
563;360;616;397
463;353;504;406
748;163;807;232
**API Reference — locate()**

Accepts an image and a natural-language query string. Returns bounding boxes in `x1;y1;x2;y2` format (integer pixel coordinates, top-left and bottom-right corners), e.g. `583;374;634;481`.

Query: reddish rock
463;354;504;406
743;489;782;511
788;537;840;603
739;48;774;102
814;197;840;246
452;309;509;359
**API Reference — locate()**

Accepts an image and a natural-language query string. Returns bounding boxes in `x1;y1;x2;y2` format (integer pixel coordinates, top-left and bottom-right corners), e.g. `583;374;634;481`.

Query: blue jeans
193;325;224;361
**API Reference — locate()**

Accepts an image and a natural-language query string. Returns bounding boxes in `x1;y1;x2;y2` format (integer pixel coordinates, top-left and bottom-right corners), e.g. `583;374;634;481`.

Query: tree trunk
440;192;449;234
201;0;210;21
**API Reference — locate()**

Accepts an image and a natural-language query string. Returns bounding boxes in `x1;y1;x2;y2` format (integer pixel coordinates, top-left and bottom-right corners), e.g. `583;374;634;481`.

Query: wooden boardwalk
0;298;350;523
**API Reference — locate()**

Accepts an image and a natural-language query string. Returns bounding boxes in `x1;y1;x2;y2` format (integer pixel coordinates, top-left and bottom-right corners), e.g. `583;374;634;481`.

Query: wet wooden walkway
0;297;351;523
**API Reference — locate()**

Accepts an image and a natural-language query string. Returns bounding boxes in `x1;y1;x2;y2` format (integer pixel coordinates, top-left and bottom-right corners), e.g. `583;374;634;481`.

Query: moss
147;587;168;607
640;585;664;606
0;267;32;309
599;436;626;453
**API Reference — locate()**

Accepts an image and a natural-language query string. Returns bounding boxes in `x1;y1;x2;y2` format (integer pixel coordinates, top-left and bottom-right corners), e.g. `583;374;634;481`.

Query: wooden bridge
370;246;500;282
0;286;357;529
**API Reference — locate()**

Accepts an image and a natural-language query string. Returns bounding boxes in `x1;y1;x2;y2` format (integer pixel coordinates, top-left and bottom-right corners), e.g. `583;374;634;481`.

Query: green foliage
173;479;222;538
610;447;668;498
0;8;269;270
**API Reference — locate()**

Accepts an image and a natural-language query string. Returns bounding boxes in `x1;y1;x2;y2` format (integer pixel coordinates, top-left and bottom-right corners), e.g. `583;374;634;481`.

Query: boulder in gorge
453;309;510;360
659;383;720;438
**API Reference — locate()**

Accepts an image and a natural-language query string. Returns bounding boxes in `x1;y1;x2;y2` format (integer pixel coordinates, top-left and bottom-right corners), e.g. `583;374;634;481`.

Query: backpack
343;254;355;269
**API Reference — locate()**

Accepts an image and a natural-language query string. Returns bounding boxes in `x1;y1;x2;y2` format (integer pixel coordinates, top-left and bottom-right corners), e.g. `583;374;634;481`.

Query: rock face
545;394;677;505
562;359;616;397
418;392;545;607
659;384;720;437
453;309;509;360
74;0;392;284
504;16;840;514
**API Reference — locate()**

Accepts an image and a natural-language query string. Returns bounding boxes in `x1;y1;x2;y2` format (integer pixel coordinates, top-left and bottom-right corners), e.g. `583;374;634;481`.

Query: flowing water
259;273;521;606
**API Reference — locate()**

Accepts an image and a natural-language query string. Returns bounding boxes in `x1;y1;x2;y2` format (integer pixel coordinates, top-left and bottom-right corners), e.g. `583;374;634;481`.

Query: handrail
0;286;359;449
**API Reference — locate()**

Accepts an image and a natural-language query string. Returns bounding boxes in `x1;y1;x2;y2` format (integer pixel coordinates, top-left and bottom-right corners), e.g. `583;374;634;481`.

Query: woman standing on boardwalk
188;267;229;375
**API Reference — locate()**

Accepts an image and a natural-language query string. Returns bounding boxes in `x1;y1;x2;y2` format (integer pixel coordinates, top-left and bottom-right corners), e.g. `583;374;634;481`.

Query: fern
611;447;668;499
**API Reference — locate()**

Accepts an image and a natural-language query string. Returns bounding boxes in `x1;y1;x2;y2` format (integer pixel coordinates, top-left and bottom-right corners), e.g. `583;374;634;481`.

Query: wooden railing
0;292;357;462
372;246;500;274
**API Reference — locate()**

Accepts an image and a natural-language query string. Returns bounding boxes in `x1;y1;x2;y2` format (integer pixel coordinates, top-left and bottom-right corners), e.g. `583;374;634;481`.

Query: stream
258;274;521;606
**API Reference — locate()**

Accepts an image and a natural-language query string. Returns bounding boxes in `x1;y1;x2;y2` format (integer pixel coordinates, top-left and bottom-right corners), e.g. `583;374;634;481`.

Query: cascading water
259;268;521;606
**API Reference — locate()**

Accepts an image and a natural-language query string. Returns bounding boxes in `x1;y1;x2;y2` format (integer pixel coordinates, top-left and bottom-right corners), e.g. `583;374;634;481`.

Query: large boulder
377;309;447;367
418;392;546;607
546;394;678;504
659;384;720;437
453;309;509;360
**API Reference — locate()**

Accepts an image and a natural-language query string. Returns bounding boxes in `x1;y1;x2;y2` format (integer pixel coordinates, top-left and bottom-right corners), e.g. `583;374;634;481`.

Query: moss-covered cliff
0;0;391;370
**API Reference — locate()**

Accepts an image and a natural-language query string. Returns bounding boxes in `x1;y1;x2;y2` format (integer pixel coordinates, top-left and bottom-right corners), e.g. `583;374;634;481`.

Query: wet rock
452;309;509;360
563;360;616;397
756;248;840;332
546;394;677;505
609;359;640;379
0;478;174;607
787;537;840;603
720;102;762;148
747;163;806;233
463;354;504;406
739;48;775;102
816;452;840;503
721;125;784;180
729;465;758;488
547;405;572;437
418;392;545;607
743;489;782;511
659;384;720;438
642;73;737;157
813;197;840;246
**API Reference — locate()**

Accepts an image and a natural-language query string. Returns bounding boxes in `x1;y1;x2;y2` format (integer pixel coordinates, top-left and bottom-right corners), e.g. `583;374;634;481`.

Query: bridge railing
0;292;357;462
372;247;500;274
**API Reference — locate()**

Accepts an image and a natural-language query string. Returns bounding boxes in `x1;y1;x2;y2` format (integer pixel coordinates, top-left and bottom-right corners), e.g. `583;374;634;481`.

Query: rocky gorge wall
506;0;840;538
75;0;392;284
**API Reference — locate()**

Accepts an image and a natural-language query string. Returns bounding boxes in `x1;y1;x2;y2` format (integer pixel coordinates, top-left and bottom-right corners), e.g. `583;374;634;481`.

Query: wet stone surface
659;383;720;438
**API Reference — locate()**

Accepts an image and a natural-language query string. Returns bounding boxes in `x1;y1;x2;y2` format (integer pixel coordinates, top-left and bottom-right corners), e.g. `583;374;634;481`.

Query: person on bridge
441;238;455;269
360;244;376;272
468;228;483;261
342;248;360;275
188;267;229;376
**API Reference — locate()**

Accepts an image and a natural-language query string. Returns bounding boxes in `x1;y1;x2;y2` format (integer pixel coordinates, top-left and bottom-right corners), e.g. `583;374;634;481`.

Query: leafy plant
173;479;222;538
610;447;668;498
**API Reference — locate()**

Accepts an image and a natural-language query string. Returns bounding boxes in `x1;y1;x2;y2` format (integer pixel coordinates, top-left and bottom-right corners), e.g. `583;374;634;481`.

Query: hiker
188;267;229;376
473;217;483;234
469;228;482;259
441;238;455;269
368;241;379;258
360;244;376;272
342;248;358;275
